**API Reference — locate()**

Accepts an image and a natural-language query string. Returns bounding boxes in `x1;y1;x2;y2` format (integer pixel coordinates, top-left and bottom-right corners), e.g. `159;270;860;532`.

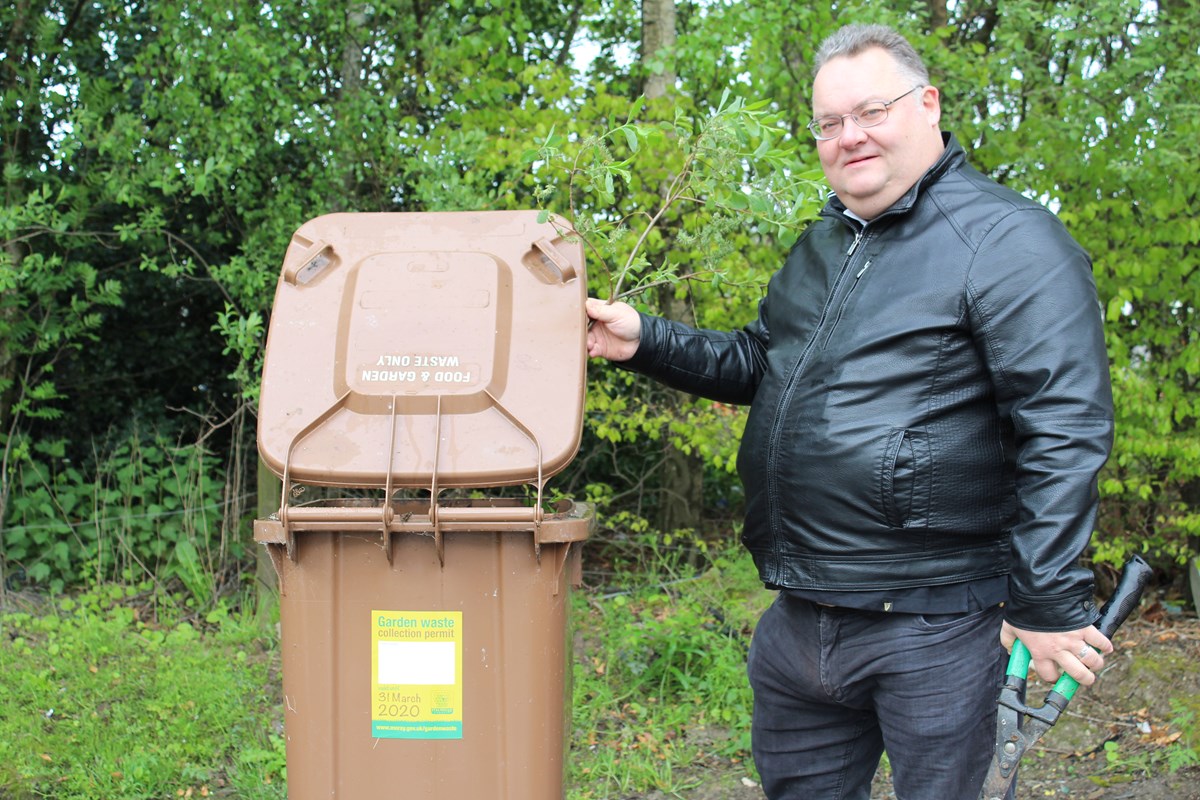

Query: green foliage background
2;1;1200;796
2;0;1198;597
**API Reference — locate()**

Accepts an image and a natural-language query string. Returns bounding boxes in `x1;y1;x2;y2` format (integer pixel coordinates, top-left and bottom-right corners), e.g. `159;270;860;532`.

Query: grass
0;584;286;799
566;545;772;798
8;541;1190;799
0;543;768;800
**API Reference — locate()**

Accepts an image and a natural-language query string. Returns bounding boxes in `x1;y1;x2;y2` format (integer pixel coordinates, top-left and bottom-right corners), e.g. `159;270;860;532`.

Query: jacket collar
828;132;964;223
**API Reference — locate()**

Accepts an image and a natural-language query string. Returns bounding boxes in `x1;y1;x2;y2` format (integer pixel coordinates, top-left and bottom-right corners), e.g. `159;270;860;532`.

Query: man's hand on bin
585;298;641;362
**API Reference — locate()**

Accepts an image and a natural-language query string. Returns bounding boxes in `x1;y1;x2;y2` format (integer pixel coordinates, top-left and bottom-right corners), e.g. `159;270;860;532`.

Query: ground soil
633;609;1200;800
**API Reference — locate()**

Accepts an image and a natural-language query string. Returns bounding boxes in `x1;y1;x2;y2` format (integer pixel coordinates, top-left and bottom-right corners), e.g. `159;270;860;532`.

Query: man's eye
857;106;886;122
818;118;840;132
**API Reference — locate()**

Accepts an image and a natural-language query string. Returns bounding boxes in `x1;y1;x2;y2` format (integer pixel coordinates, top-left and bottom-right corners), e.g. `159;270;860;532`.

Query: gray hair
813;24;930;86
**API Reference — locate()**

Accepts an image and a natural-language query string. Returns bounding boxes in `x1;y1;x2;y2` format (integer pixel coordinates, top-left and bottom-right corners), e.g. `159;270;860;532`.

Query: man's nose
838;118;868;146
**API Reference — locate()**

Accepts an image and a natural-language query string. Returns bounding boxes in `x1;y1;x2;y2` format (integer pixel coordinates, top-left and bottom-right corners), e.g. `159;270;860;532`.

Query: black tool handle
1050;554;1153;701
1094;554;1154;639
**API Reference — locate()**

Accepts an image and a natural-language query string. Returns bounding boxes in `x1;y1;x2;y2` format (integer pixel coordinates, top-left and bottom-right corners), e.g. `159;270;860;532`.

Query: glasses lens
855;103;889;128
810;117;840;140
810;89;911;140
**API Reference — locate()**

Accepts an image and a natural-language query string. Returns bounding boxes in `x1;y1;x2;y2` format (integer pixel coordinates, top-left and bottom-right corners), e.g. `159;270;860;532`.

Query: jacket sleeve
619;300;771;406
967;207;1114;632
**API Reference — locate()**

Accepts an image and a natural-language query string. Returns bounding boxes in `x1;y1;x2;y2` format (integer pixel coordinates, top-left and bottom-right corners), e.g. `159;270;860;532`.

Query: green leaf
622;126;639;154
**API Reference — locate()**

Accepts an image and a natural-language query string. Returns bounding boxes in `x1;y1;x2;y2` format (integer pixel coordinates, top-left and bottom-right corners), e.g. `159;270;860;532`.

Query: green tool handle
1009;554;1154;701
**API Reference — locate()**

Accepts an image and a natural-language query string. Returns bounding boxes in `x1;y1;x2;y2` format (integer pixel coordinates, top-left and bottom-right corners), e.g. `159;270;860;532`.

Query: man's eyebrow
813;94;880;117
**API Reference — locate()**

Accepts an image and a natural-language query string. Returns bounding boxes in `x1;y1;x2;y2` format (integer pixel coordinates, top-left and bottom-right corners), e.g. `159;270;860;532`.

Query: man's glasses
807;86;923;141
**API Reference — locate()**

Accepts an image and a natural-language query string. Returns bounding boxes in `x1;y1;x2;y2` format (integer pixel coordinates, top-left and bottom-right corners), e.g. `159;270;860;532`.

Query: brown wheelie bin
255;211;590;799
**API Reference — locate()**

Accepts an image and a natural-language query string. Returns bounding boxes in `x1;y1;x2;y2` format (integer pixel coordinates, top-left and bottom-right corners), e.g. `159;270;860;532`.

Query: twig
610;160;694;301
1063;709;1142;728
612;270;764;302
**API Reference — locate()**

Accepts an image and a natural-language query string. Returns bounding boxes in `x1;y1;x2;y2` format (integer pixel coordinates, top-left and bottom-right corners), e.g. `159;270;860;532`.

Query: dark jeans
747;593;1010;800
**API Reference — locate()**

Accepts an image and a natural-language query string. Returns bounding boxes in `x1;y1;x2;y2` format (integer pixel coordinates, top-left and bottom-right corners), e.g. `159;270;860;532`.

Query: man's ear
922;85;942;128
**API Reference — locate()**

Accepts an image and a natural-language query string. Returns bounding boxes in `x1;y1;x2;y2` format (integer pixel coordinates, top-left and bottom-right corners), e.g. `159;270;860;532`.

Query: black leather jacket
624;135;1113;632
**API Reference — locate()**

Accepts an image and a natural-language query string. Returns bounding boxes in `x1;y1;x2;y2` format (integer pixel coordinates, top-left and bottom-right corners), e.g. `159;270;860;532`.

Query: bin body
255;211;589;799
257;501;587;800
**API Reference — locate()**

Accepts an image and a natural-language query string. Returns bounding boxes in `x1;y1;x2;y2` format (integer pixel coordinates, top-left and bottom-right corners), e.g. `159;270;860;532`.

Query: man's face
811;47;943;220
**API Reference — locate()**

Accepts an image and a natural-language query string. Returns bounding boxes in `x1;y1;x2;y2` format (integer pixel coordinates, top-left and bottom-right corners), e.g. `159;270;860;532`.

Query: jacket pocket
882;428;931;529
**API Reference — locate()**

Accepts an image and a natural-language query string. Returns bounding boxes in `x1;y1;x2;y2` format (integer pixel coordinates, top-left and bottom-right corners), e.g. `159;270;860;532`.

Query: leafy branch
524;89;825;304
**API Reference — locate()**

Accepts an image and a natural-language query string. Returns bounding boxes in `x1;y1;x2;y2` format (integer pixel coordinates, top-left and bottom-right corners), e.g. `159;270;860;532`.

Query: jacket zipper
762;219;867;569
846;228;864;257
823;258;873;348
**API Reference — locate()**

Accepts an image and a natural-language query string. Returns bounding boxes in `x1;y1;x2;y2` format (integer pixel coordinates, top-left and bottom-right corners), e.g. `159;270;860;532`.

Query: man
585;23;1115;800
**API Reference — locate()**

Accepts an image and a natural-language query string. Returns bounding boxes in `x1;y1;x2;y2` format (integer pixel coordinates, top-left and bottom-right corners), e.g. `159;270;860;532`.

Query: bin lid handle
279;389;354;546
533;237;577;283
284;238;336;285
276;379;551;565
423;390;547;564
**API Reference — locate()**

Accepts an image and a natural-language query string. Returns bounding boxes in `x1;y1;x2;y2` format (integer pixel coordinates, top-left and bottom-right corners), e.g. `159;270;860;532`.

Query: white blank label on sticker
377;641;456;685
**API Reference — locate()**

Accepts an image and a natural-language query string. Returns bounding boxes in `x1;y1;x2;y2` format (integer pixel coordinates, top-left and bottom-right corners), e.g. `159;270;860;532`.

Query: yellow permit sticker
371;610;463;739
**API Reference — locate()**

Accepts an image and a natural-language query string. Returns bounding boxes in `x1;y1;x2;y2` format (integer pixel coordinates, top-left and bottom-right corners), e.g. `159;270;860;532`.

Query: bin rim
254;497;593;567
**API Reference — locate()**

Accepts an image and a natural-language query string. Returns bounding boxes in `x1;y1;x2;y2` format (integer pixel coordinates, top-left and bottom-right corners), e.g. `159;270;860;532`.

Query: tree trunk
642;0;677;100
335;3;369;209
927;0;948;32
0;236;25;608
656;289;704;535
1;0;31;442
0;240;21;443
641;0;702;534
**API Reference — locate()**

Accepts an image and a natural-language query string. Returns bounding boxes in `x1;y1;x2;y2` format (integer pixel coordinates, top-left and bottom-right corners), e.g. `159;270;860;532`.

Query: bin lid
257;211;587;489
